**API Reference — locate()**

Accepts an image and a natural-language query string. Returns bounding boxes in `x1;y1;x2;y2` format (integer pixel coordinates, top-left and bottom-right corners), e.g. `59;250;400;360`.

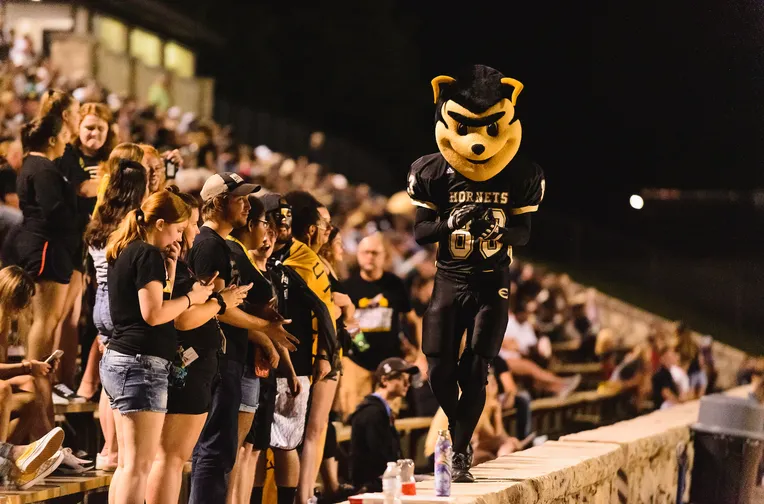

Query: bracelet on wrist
210;292;227;315
185;294;192;308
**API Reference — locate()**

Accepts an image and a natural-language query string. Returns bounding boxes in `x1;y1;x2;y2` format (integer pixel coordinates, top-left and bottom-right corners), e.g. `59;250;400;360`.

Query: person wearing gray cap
187;173;298;504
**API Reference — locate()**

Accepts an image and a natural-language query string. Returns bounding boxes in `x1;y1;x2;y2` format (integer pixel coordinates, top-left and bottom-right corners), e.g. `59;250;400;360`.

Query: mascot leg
424;272;465;426
452;270;511;482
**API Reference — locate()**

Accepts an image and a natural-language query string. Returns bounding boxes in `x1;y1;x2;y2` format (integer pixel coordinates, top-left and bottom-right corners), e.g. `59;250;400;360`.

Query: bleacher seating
0;472;111;503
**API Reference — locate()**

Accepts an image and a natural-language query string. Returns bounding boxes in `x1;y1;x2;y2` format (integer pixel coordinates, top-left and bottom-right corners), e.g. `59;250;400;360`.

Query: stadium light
630;194;644;210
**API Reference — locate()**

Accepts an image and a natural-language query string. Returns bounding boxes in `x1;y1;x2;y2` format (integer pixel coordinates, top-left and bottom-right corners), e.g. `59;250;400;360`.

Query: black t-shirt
0;165;17;202
187;226;235;358
227;237;276;370
56;145;97;234
172;259;220;354
342;272;412;371
107;240;175;360
17;154;77;240
407;151;544;273
651;366;679;409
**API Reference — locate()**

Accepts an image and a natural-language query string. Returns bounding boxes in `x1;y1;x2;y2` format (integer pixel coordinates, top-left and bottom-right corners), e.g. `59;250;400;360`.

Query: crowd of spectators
0;31;731;500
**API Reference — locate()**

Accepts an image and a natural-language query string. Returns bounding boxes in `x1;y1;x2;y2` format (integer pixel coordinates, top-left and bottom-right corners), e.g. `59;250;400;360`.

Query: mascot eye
487;122;499;137
456;123;468;136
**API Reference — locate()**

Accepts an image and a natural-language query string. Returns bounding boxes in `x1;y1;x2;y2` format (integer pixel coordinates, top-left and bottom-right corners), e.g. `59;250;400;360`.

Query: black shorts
166;350;218;415
12;231;73;285
245;372;276;449
422;268;510;359
67;238;86;274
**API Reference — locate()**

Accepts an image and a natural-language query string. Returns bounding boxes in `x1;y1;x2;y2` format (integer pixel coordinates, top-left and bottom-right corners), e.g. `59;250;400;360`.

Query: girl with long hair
9;112;74;431
81;143;147;473
54;102;115;395
101;190;213;504
315;225;358;502
0;265;51;443
146;188;249;504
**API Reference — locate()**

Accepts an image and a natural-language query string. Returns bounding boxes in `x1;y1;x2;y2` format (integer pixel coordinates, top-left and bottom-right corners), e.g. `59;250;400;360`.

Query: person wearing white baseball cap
187;173;298;504
199;172;261;201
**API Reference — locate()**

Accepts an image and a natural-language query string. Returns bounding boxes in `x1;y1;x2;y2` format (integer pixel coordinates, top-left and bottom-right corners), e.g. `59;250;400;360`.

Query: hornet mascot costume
407;64;545;482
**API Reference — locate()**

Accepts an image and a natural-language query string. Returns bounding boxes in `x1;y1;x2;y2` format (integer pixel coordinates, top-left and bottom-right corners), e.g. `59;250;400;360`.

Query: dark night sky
169;0;764;247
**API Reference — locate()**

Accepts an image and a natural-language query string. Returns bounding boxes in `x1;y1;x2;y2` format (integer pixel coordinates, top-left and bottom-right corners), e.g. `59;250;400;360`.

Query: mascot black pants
423;267;510;455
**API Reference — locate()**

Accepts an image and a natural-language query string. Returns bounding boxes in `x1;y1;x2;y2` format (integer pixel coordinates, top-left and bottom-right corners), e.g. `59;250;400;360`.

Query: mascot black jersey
407;151;544;273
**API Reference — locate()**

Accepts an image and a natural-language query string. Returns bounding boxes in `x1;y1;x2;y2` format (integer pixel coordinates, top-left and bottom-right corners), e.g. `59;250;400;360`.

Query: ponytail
21;115;64;154
105;209;146;263
38;89;74;122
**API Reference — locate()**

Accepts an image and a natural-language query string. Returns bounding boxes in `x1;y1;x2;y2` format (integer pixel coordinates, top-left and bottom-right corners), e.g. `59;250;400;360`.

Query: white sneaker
52;392;69;406
17;451;65;490
53;384;87;404
56;447;93;474
95;453;118;471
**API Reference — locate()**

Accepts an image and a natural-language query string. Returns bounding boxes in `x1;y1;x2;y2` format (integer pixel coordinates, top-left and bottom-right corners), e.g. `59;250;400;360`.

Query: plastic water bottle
397;458;416;495
434;429;452;497
382;461;401;504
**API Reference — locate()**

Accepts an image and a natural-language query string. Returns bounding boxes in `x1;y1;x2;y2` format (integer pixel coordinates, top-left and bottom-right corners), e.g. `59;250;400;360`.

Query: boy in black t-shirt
187;174;297;504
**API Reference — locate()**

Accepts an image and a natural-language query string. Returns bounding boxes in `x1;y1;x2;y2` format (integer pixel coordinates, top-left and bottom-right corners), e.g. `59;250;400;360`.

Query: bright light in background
630;194;644;210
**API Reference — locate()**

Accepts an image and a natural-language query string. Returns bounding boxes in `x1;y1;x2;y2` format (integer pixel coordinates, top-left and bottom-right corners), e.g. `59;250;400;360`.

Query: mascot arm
496;213;532;246
413;207;452;245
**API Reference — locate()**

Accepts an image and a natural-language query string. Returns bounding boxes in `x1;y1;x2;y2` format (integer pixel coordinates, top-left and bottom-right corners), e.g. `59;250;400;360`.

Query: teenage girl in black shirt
55;102;115;395
101;190;213;504
11;112;75;426
33;90;84;401
145;188;249;504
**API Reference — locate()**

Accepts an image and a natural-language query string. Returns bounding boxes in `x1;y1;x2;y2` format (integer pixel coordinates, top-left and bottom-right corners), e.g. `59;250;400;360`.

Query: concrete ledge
560;385;752;503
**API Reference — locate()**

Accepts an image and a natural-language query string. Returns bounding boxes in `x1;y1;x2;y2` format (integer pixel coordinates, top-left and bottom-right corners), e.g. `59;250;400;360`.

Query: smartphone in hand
44;349;64;364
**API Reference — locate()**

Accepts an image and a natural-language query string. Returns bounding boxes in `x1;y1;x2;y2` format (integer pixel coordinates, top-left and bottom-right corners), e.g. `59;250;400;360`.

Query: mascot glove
448;204;483;230
469;216;504;242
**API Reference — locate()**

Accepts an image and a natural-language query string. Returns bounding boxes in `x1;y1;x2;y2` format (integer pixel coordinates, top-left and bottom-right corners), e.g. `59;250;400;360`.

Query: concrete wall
49;33;94;84
350;386;753;504
172;75;201;117
95;45;132;97
46;33;216;119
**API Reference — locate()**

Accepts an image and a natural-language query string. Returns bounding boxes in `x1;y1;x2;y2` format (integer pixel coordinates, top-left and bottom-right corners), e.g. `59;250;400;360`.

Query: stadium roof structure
77;0;226;48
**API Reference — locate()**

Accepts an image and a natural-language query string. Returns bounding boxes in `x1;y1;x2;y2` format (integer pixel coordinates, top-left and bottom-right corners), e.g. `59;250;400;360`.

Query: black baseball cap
261;193;288;213
200;172;261;201
374;357;419;384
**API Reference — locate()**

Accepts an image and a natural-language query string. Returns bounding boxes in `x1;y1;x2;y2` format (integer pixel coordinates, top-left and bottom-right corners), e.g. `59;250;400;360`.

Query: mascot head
432;64;523;182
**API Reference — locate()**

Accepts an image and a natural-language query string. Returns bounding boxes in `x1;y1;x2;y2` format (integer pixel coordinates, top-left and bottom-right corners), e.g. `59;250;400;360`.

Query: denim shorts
93;284;114;343
100;349;170;414
240;372;260;413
